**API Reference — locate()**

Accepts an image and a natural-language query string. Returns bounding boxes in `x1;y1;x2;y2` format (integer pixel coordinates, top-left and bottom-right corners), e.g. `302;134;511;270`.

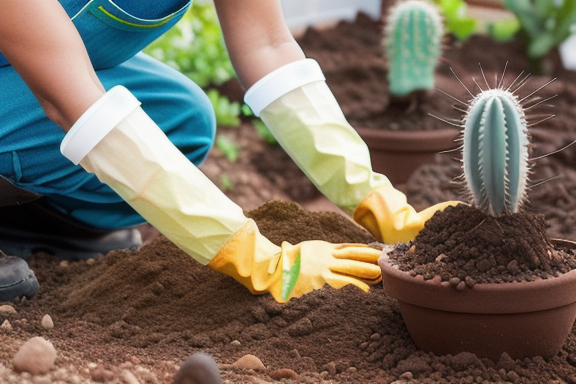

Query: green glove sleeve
245;59;390;214
61;86;249;264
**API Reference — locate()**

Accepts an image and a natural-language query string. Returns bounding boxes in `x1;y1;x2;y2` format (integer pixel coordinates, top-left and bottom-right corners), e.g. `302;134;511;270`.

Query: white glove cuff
244;58;325;116
60;85;141;165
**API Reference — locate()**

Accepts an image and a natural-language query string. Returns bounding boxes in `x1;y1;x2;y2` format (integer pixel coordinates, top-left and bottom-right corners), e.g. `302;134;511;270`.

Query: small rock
456;281;467;291
174;353;222;384
0;304;16;314
230;340;241;346
12;336;57;375
89;363;113;382
497;352;517;371
448;277;461;287
464;276;476;288
269;368;299;380
232;354;265;370
1;320;12;330
119;369;139;384
435;253;448;262
41;315;54;329
506;259;520;274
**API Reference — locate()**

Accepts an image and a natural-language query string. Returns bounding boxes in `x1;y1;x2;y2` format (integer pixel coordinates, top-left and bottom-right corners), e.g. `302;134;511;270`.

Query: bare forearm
0;0;104;131
213;0;305;89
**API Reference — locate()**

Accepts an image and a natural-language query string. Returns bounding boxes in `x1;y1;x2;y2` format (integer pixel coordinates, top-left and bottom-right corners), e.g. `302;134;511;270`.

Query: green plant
433;0;477;41
494;0;576;74
206;89;241;127
462;88;530;215
219;173;234;191
215;135;239;162
144;1;241;126
383;0;445;97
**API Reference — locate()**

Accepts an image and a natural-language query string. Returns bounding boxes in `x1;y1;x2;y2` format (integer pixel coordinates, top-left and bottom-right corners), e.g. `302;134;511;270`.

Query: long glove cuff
61;86;140;164
244;59;325;116
60;86;250;265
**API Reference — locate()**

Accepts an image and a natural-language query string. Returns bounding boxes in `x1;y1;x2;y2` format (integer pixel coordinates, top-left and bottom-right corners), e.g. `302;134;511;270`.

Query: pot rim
355;127;460;152
379;239;576;314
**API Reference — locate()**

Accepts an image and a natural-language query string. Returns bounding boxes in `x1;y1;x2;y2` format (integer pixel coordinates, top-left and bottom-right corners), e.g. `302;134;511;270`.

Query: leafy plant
144;0;240;126
219;173;234;191
383;0;445;97
206;89;241;127
144;0;235;88
462;88;530;215
433;0;477;41
215;135;239;162
494;0;576;74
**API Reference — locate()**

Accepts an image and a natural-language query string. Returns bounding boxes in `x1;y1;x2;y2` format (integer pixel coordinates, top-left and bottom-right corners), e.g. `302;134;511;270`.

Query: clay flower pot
356;127;459;185
379;239;576;361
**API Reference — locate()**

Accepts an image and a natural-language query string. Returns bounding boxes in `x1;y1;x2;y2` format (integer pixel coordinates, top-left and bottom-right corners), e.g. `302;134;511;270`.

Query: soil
387;204;576;285
2;9;576;384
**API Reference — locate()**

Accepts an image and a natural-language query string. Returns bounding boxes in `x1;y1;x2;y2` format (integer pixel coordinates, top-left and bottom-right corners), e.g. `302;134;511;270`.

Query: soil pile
1;11;576;384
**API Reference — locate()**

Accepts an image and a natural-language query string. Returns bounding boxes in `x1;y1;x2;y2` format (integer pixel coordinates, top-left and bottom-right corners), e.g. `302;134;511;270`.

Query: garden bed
1;11;576;384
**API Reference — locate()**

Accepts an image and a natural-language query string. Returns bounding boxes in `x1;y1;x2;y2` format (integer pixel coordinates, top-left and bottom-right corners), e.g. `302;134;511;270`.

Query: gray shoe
0;254;39;303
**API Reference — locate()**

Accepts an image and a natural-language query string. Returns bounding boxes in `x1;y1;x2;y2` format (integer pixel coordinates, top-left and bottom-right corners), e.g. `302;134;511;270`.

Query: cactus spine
462;88;530;215
383;0;444;96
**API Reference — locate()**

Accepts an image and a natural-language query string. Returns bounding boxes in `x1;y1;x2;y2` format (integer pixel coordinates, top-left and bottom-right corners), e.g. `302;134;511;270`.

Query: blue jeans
0;0;217;229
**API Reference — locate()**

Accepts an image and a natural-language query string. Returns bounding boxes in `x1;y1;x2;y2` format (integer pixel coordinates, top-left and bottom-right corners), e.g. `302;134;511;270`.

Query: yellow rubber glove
244;59;461;243
60;85;382;302
353;185;459;244
208;220;382;302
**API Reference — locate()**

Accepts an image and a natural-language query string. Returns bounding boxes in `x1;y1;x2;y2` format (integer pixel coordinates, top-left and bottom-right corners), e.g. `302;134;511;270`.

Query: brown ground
2;9;576;384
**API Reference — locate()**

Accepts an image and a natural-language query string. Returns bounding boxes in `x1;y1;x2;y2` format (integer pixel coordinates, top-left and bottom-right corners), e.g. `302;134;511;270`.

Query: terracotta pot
356;128;460;185
379;239;576;361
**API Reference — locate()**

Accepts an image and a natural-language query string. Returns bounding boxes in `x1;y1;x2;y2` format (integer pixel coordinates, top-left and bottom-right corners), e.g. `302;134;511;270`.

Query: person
0;0;458;304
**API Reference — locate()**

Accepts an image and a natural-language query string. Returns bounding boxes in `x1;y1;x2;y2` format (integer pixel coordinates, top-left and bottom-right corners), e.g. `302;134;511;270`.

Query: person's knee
153;80;216;165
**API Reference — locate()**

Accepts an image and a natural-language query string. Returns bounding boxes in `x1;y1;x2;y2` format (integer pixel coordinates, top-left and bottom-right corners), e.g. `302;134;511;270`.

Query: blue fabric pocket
72;0;191;69
0;0;191;69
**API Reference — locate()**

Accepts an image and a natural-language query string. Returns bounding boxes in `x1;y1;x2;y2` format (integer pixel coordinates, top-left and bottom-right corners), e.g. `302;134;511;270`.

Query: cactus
383;0;444;96
462;88;530;215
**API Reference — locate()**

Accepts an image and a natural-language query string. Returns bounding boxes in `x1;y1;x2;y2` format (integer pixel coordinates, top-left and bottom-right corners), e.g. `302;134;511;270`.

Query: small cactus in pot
379;72;576;360
383;0;444;97
462;87;530;215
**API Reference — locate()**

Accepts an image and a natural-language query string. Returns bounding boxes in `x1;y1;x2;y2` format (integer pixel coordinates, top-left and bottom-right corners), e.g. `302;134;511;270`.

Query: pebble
119;369;139;384
12;337;57;375
0;305;16;314
232;354;265;370
173;353;222;384
268;368;299;380
41;315;54;330
1;320;12;330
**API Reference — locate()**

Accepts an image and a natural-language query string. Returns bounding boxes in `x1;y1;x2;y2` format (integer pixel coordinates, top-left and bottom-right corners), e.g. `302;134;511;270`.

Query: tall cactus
462;88;530;215
383;0;444;97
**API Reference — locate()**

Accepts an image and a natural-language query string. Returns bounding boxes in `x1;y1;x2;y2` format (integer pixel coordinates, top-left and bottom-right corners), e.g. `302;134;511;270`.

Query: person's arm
213;0;460;243
0;0;104;131
212;0;305;89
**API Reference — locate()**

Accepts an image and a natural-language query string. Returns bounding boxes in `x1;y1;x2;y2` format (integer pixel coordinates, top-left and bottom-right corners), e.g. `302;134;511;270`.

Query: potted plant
356;0;461;185
488;0;576;76
378;78;576;361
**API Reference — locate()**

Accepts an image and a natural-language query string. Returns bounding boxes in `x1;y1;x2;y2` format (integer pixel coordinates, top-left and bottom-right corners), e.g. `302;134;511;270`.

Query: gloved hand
353;185;459;244
60;85;382;302
244;59;461;243
208;220;382;302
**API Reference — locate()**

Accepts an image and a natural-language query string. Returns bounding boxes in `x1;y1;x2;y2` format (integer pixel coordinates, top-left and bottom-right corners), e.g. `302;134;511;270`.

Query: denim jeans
0;0;217;229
